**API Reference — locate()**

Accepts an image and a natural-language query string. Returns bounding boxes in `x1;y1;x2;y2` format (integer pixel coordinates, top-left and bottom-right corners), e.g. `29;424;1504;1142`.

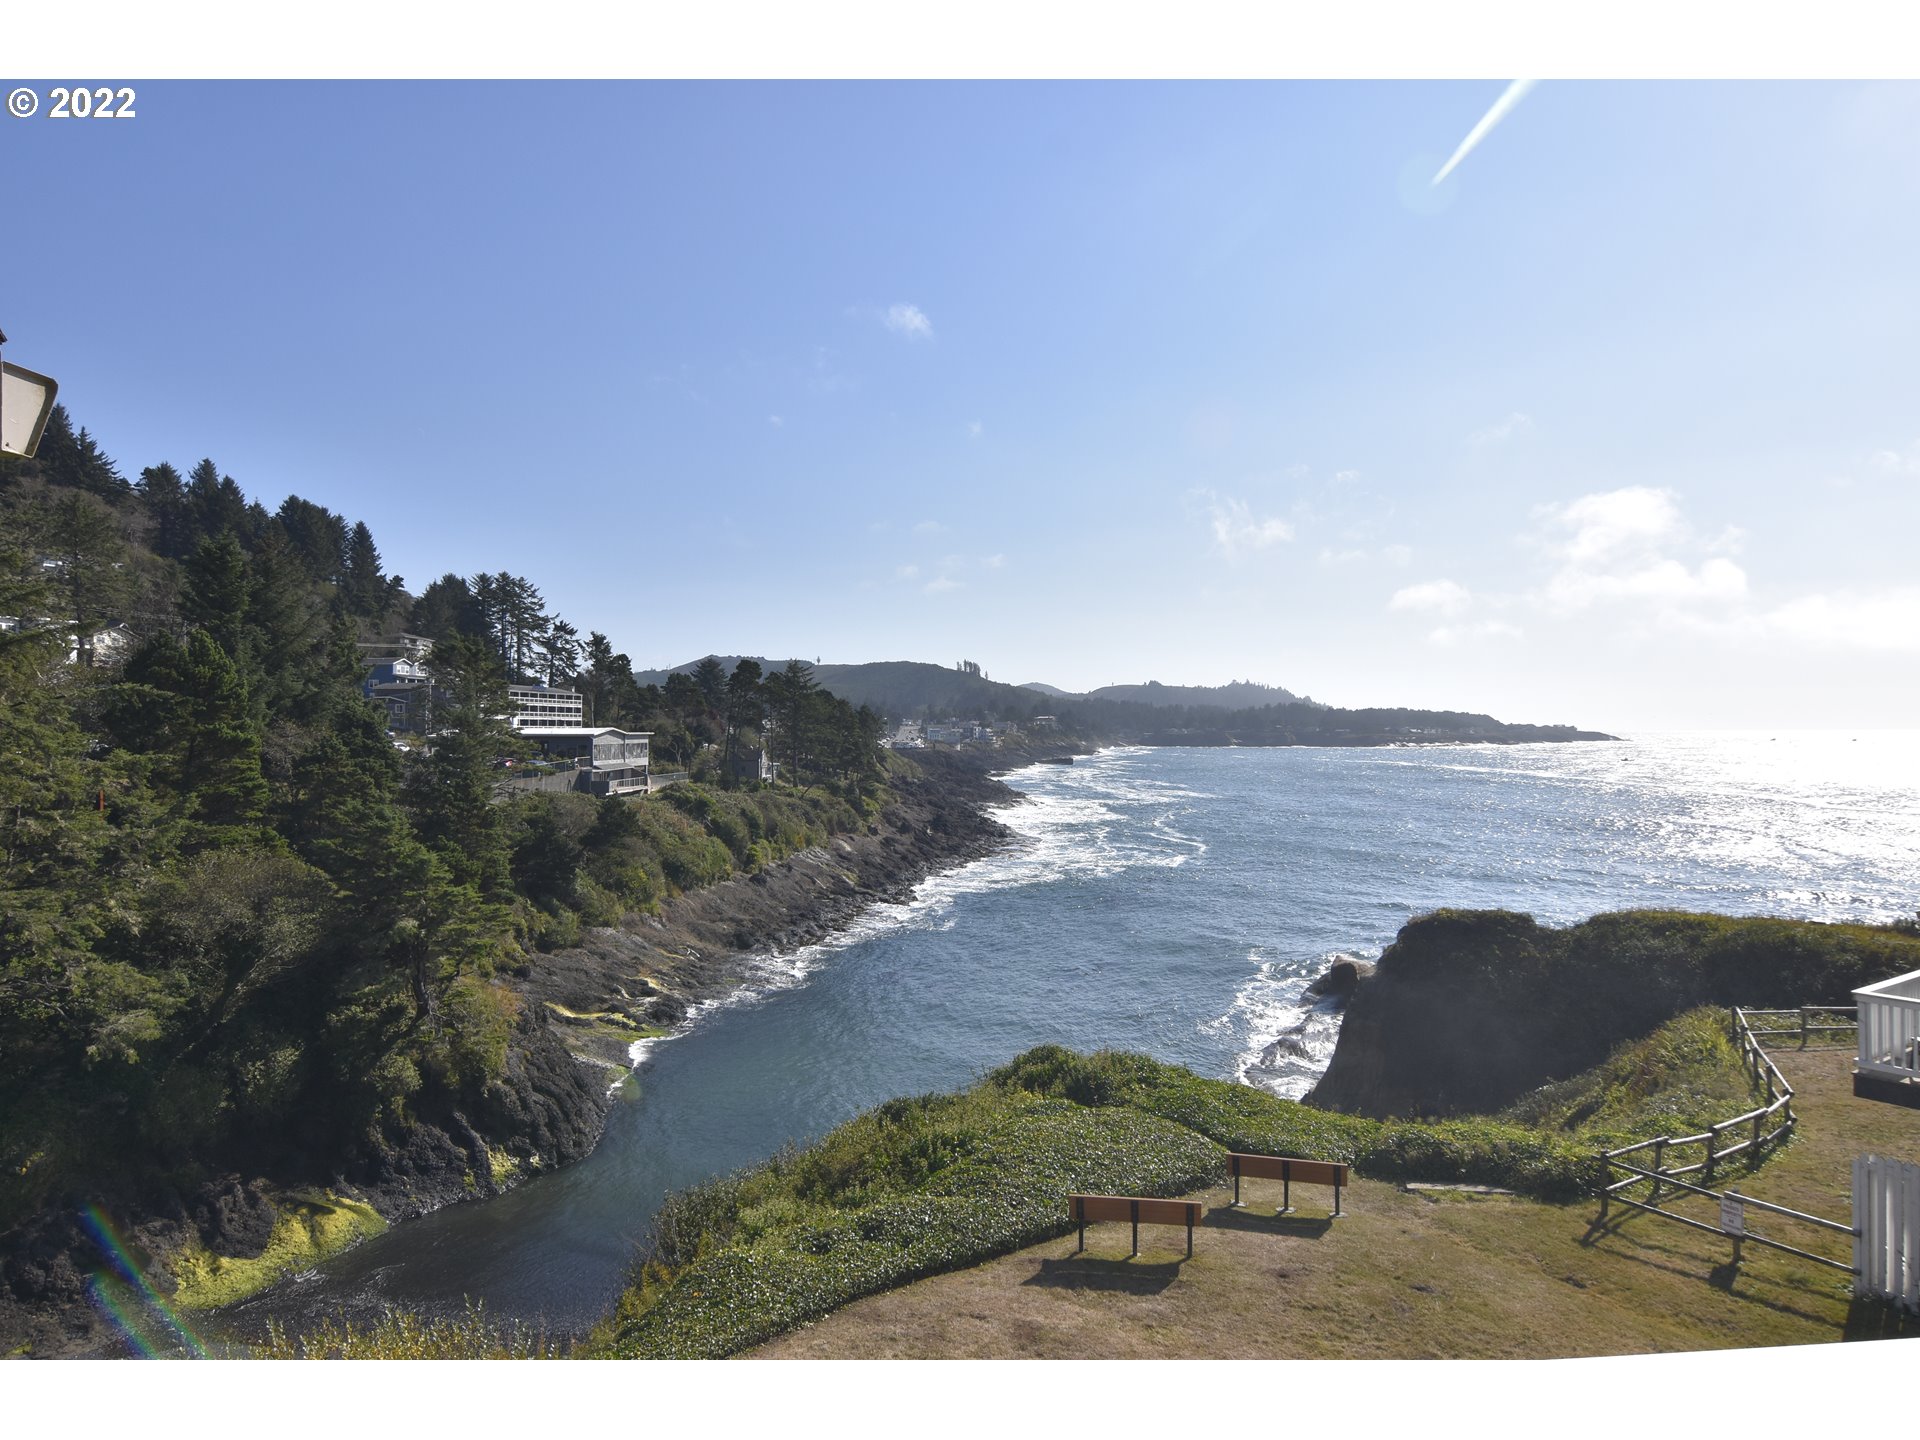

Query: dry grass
749;1048;1920;1359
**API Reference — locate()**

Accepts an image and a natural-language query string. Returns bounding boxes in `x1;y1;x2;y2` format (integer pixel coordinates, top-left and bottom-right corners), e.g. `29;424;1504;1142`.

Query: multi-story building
364;656;433;729
507;685;586;729
516;726;652;796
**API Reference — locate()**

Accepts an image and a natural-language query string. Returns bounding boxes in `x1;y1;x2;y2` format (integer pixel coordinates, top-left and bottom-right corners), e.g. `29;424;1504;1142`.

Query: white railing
1855;970;1920;1083
1854;1153;1920;1312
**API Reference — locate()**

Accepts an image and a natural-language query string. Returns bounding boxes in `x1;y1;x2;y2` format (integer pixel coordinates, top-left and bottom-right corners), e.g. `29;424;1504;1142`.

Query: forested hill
640;658;1048;722
644;655;1613;746
0;403;893;1282
1084;679;1321;709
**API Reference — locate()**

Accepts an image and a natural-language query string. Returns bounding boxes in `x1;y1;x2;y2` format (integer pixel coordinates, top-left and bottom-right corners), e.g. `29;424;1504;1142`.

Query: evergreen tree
185;459;249;551
724;659;765;781
275;496;348;585
411;573;482;642
692;656;728;710
34;490;132;635
765;659;819;786
402;632;515;895
341;522;387;620
245;531;330;723
138;463;191;559
180;533;251;661
115;630;271;844
539;618;581;689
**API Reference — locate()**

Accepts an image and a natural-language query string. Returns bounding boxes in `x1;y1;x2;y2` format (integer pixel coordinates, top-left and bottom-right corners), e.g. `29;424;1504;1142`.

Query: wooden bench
1227;1154;1349;1217
1068;1194;1205;1258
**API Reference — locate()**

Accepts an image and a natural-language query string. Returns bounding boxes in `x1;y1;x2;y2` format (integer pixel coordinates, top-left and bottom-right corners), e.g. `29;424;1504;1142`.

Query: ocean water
216;731;1920;1343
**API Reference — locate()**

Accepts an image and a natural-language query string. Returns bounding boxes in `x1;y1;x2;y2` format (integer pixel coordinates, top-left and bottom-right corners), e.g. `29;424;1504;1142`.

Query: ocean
218;731;1920;1342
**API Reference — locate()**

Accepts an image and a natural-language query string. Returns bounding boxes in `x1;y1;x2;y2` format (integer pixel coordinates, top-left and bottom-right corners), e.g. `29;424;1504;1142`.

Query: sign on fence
1719;1195;1745;1237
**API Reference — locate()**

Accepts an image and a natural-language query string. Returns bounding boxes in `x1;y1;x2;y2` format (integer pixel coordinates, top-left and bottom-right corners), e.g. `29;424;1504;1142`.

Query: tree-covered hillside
0;405;887;1241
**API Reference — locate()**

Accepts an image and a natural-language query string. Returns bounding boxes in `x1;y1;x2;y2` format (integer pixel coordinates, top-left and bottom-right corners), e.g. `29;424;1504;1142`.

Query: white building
517;726;652;796
508;685;586;729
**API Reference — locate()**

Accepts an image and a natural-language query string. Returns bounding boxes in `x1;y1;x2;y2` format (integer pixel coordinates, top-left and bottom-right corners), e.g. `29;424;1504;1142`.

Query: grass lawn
749;1047;1920;1359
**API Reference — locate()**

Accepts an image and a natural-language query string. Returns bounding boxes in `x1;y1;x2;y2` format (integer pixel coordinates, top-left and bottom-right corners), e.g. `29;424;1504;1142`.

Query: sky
7;78;1920;730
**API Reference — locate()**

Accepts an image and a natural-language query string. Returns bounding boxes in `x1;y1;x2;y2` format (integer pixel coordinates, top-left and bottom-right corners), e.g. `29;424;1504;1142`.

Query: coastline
0;743;1070;1357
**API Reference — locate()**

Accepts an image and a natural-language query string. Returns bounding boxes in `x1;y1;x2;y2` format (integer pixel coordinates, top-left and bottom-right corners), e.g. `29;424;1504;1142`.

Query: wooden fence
1739;1004;1859;1049
1854;1154;1920;1312
1597;1007;1853;1278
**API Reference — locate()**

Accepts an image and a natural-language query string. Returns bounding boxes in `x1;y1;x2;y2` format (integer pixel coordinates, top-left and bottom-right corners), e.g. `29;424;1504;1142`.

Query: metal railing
1597;1008;1857;1280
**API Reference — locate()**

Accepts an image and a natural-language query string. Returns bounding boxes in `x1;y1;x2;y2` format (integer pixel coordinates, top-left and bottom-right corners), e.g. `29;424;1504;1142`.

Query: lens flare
80;1204;209;1358
1432;79;1537;187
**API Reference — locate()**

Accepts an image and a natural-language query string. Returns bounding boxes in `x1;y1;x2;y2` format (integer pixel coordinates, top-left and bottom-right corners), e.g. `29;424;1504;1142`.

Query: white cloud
1765;588;1920;652
1470;412;1534;447
1382;544;1413;567
894;564;920;581
968;420;983;440
768;414;783;427
1389;579;1473;617
1319;547;1368;566
1203;493;1294;558
883;302;933;339
913;519;947;535
924;576;962;594
1546;556;1748;611
1532;486;1747;617
1869;441;1920;476
1541;485;1684;565
983;553;1007;570
1429;620;1523;647
1332;469;1362;485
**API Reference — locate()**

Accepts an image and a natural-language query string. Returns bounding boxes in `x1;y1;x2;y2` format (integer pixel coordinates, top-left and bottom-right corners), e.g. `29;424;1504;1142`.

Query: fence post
1704;1123;1719;1186
1651;1137;1666;1203
1752;1110;1762;1160
1800;1005;1810;1048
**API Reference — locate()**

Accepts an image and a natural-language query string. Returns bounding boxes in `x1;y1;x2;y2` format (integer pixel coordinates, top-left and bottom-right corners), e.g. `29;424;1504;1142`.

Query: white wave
620;747;1212;1078
1206;948;1369;1100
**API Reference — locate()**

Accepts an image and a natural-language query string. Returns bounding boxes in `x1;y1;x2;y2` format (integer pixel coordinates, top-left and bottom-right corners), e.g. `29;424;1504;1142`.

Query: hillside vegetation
1310;908;1920;1118
579;1015;1767;1360
0;404;894;1333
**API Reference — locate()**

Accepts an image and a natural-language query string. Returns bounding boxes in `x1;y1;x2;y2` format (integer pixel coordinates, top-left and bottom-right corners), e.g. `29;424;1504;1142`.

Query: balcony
1854;968;1920;1108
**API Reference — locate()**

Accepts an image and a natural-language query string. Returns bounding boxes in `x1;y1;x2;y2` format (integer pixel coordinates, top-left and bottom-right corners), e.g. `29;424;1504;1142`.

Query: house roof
515;726;653;739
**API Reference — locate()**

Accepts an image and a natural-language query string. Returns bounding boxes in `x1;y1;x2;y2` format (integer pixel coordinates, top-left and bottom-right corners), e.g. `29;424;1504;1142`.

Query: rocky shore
0;743;1060;1358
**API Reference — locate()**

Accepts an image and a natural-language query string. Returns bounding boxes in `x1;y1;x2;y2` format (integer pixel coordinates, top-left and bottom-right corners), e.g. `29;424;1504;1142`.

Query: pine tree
402;632;515;895
410;573;481;641
184;459;250;550
766;659;819;786
138;463;191;559
342;522;387;620
274;496;348;585
181;533;251;661
245;531;330;723
35;490;133;635
724;659;764;781
539;618;581;689
115;630;271;844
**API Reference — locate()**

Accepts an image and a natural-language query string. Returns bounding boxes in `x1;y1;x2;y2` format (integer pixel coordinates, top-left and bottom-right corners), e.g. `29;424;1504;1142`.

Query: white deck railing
1855;969;1920;1083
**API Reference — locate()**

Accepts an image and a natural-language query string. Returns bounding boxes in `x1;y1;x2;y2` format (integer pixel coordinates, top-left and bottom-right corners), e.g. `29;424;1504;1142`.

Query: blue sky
7;79;1919;729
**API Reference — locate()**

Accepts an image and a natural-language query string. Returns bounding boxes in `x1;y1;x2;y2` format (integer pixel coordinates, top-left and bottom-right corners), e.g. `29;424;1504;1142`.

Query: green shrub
589;1042;1679;1359
591;1095;1222;1359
